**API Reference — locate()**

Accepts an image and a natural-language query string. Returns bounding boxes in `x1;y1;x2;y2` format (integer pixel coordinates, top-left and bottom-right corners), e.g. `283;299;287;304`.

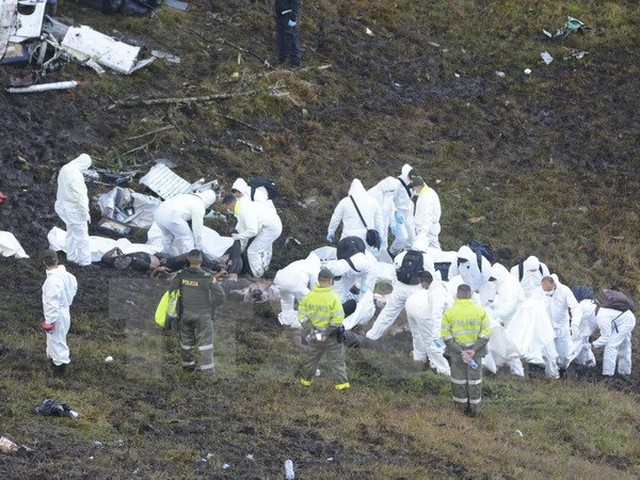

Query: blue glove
380;237;387;247
360;284;370;294
390;224;397;236
326;233;334;243
288;19;297;28
394;211;405;224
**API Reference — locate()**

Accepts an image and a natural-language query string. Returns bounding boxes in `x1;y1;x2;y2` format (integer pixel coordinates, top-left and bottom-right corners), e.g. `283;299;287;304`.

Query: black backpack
516;257;544;281
336;236;366;261
571;285;594;303
248;177;278;200
594;289;635;312
468;240;493;270
396;250;424;285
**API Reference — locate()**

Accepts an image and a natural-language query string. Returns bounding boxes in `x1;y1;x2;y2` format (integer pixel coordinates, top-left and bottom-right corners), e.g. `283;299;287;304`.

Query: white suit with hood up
231;178;276;212
389;164;417;254
154;190;217;256
325;250;379;304
510;255;550;298
327;179;383;249
54;154;92;266
368;176;410;253
449;245;494;305
413;183;441;250
42;265;78;366
273;252;322;328
233;196;283;278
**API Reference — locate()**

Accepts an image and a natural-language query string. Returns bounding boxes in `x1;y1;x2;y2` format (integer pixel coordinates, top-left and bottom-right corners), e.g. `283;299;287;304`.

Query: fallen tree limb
216;37;273;68
110;90;257;108
125;125;175;141
222;115;261;131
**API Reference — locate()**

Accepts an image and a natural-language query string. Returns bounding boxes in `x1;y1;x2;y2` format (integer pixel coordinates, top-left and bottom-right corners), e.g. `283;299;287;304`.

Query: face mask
544;289;555;297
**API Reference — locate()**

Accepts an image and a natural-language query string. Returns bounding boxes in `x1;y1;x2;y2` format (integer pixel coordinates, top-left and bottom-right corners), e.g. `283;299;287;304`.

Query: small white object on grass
105;356;113;363
524;68;532;75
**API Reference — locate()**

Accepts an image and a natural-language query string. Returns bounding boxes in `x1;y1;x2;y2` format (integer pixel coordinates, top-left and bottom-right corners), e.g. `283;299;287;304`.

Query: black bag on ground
248;177;278;200
366;229;382;250
594;289;635;312
468;239;493;269
336;236;366;261
396;250;424;285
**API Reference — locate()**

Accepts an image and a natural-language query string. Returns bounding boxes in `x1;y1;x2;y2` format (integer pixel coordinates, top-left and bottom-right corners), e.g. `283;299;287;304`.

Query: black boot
53;363;67;377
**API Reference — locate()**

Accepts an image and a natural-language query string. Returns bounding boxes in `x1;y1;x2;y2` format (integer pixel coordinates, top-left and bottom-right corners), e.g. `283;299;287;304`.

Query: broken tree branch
125;125;175;141
110;90;257;108
216;37;273;68
222;115;261;131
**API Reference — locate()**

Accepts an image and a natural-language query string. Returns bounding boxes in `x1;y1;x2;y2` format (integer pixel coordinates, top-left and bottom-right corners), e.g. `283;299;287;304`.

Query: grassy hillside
0;0;639;478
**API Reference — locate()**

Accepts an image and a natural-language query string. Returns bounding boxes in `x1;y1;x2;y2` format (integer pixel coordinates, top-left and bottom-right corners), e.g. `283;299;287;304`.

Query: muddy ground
0;0;639;478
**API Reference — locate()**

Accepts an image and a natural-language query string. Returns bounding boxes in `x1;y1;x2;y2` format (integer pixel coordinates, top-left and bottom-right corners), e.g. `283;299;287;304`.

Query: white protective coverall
536;275;583;377
405;279;453;374
485;263;526;376
231;178;276;211
413;183;441;250
573;299;598;367
366;250;435;340
327;179;383;250
273;252;321;328
325;250;379;304
367;177;398;254
389;164;417;255
42;265;78;366
591;307;636;376
510;255;551;298
154;190;217;256
448;245;494;305
234;197;283;278
54;154;92;266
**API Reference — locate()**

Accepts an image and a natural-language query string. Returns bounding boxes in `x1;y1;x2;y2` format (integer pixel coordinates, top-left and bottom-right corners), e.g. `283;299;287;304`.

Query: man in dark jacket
169;249;225;373
275;0;301;67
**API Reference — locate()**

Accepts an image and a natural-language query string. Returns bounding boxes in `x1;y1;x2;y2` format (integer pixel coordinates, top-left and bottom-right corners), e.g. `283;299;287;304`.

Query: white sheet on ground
0;231;29;258
485;314;522;372
505;297;556;365
147;222;233;259
48;226;161;263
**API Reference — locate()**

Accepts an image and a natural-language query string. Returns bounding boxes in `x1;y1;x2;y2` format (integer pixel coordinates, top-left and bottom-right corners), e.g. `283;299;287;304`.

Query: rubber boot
53;363;67;377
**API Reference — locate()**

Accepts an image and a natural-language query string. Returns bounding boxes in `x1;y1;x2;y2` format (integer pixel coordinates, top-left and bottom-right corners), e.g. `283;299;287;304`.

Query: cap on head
318;268;334;281
195;189;217;207
188;249;203;259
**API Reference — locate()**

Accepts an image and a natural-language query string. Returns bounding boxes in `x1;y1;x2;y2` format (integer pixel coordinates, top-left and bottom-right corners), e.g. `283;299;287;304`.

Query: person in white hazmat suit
326;179;383;251
590;305;636;376
389;164;417;255
222;194;282;278
485;263;526;376
231;178;276;211
368;176;413;255
366;241;435;341
537;275;583;378
324;248;379;330
41;249;78;377
273;252;322;328
510;255;550;298
449;245;494;305
405;270;453;374
154;190;217;256
54;153;92;266
411;176;442;250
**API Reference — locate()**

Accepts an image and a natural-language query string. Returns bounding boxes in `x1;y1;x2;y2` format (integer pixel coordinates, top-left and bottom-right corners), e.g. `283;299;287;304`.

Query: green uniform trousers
449;355;483;415
179;314;214;372
300;336;349;387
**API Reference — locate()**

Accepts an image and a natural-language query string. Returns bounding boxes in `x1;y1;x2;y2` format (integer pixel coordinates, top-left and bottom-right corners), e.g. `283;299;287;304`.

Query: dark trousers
300;336;348;386
276;16;301;66
449;355;483;415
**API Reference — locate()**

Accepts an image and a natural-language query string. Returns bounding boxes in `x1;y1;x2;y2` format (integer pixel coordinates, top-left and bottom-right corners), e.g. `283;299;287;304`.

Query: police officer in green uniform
169;249;225;373
441;284;491;416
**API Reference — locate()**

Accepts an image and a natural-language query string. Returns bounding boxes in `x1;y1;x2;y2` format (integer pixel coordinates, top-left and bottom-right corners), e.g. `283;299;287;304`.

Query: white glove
288;19;297;28
231;233;241;241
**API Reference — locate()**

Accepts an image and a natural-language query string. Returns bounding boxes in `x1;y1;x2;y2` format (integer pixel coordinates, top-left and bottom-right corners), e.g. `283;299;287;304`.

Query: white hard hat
195;189;216;207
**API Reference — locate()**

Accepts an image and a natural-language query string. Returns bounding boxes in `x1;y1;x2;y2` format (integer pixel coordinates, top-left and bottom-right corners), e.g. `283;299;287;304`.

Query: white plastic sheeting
0;231;29;258
343;290;376;331
93;187;161;229
48;226;161;263
505;297;556;365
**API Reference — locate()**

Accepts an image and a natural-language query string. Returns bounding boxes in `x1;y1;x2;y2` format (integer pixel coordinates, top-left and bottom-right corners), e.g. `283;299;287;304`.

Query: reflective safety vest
441;298;491;347
297;286;344;329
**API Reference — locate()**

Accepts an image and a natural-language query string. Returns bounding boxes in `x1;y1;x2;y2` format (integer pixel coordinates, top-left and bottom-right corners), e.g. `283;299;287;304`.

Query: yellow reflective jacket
441;298;491;348
297;285;344;329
